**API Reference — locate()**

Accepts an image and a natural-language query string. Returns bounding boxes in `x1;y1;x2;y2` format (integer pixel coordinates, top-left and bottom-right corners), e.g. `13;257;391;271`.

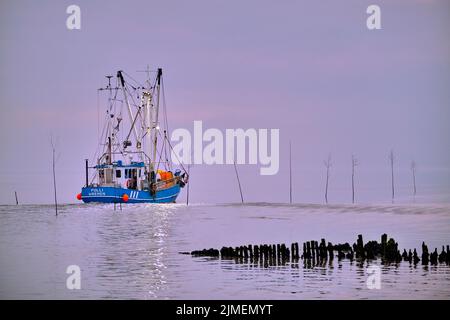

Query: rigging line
124;82;142;121
161;76;170;135
161;77;171;165
91;111;109;167
155;135;166;172
112;85;119;108
162;130;171;171
97;90;100;144
121;81;142;146
122;70;145;88
160;132;170;171
107;86;115;111
163;142;169;171
124;106;142;144
154;130;169;170
98;86;113;132
164;133;189;174
152;132;167;173
93;80;119;166
150;75;158;97
105;85;119;125
164;144;170;171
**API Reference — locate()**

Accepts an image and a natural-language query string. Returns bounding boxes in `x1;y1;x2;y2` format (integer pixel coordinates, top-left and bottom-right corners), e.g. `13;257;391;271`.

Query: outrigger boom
77;68;188;204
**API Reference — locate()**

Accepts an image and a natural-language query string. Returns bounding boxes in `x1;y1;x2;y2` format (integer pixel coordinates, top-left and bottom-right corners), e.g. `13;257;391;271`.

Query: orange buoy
122;194;129;202
76;193;82;200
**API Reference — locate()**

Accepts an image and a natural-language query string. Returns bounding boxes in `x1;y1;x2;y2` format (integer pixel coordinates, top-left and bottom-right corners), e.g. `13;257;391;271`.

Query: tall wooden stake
324;154;332;204
51;138;58;216
411;160;417;199
14;191;19;205
233;161;244;204
186;164;190;206
389;150;395;203
351;155;358;204
289;141;292;204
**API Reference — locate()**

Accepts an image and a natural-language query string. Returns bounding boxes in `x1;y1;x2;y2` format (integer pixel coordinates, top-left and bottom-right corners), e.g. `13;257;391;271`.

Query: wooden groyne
183;234;450;268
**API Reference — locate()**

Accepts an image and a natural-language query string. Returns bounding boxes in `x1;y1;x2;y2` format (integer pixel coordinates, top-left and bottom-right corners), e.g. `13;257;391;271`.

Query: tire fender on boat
150;183;157;195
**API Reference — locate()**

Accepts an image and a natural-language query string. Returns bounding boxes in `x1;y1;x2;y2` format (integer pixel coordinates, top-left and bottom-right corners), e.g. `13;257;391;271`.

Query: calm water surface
0;202;449;299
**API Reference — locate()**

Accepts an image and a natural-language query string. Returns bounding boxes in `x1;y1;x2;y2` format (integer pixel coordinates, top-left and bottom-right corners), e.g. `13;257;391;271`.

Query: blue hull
81;185;181;203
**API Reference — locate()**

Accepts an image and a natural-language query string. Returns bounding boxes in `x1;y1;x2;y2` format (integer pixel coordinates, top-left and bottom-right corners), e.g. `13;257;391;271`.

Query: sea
0;202;450;299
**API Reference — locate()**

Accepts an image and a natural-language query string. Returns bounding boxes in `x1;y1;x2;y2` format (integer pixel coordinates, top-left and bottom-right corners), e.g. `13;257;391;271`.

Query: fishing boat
77;68;188;204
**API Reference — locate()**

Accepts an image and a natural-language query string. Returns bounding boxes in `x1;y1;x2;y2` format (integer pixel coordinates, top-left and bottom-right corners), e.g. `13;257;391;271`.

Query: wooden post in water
411;160;417;200
186;164;191;206
306;242;311;259
421;241;429;265
291;243;295;260
311;241;316;260
381;233;387;258
351;155;358;204
233;161;244;204
51;137;58;216
389;150;395;203
324;154;332;204
355;234;366;260
289;141;292;204
294;243;299;260
14;191;19;205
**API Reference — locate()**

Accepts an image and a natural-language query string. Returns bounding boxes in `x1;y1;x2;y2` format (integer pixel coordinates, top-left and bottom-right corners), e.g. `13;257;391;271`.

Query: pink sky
0;0;449;204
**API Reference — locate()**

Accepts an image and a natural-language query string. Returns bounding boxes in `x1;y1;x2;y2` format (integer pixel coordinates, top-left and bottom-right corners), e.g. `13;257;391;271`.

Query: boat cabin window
124;168;141;179
116;170;121;178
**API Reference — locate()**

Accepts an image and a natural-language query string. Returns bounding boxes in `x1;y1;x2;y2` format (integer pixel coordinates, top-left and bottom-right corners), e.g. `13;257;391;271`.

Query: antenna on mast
98;75;114;92
106;75;113;90
137;65;152;88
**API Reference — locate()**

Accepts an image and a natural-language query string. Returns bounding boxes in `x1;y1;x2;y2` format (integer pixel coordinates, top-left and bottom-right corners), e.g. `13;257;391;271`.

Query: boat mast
106;77;113;165
117;71;140;152
143;92;152;167
153;68;162;168
138;64;153;170
153;68;162;159
107;137;112;164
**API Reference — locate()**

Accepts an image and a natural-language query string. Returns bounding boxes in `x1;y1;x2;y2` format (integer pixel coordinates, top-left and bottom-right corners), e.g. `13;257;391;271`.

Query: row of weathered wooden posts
231;147;418;205
186;234;450;267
